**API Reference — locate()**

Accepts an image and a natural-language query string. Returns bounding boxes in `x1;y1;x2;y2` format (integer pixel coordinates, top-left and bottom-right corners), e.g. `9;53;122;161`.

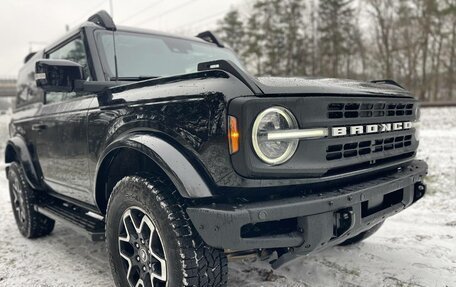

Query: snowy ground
0;108;455;287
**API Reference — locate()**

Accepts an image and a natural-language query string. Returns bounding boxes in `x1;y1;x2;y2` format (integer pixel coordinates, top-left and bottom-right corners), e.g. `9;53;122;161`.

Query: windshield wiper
110;76;159;81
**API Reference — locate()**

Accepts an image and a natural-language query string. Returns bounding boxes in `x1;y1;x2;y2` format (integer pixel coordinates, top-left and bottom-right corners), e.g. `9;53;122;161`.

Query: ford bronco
5;11;428;287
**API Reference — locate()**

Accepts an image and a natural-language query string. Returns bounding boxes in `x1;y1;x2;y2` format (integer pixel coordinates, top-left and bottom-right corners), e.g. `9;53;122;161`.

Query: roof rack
88;10;116;31
196;31;224;48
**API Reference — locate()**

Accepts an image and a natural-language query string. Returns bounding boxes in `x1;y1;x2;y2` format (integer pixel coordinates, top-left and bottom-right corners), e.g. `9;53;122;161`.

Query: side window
46;37;90;104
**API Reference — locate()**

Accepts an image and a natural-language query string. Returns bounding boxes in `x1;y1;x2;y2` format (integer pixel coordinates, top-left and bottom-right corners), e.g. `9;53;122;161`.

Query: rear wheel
106;176;228;287
339;221;384;246
8;162;55;238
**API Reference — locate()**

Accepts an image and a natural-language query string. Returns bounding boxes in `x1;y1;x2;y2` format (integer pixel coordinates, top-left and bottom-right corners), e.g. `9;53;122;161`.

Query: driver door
33;34;95;204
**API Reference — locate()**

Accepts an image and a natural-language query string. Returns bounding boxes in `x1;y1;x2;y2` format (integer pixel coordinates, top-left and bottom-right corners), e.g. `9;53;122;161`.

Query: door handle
32;124;48;131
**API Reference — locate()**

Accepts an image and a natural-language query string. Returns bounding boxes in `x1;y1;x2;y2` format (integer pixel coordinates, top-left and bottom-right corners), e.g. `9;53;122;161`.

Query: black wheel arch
95;133;215;214
5;136;44;190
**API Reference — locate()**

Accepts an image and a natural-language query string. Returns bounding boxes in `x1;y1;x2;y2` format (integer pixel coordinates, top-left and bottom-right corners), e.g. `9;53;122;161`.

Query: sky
0;0;248;78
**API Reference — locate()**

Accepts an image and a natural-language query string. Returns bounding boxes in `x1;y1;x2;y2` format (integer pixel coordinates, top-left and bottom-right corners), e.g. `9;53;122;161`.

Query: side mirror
35;59;84;92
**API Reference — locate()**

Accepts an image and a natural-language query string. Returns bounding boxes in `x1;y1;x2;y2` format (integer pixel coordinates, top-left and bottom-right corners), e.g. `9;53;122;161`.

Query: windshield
97;31;245;79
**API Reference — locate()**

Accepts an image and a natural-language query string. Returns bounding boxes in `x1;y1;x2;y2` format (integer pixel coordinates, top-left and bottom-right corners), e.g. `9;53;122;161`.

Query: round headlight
252;107;299;165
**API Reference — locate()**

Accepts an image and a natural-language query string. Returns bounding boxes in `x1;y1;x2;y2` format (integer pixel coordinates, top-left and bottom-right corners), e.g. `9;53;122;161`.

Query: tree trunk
449;19;456;100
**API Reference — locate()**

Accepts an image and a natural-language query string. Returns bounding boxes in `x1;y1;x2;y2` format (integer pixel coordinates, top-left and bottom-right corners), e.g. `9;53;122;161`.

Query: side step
35;198;106;242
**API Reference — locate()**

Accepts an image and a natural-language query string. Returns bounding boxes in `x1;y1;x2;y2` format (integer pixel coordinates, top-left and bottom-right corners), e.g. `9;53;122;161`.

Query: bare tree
318;0;356;78
215;0;455;102
367;0;398;80
443;0;456;100
283;0;307;75
395;0;420;93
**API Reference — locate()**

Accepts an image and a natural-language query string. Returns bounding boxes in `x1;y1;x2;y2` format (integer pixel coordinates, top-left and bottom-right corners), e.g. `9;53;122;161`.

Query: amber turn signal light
228;116;240;154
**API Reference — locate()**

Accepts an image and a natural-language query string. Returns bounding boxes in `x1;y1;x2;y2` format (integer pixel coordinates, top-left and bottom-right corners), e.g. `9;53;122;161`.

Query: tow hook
414;183;426;201
334;208;355;237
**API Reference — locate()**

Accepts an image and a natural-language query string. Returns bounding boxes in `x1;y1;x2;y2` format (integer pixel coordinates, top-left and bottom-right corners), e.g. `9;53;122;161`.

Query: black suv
5;11;427;287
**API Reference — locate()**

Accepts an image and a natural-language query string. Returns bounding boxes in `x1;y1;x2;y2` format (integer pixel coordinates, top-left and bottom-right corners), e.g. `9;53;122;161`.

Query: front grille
328;102;414;119
230;95;418;179
326;134;413;161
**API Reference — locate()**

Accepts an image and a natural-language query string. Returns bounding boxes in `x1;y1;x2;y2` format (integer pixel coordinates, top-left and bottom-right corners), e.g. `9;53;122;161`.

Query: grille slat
327;102;414;119
326;134;413;161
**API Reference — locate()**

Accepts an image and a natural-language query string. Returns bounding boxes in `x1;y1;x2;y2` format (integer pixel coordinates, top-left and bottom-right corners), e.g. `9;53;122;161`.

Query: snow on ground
0;109;455;287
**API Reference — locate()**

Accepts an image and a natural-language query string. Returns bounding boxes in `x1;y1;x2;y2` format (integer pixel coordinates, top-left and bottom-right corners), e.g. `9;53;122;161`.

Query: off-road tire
106;176;228;287
339;221;384;246
7;162;55;238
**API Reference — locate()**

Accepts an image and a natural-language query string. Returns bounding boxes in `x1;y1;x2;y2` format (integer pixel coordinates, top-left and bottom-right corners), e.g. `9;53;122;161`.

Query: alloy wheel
10;173;26;223
118;207;167;287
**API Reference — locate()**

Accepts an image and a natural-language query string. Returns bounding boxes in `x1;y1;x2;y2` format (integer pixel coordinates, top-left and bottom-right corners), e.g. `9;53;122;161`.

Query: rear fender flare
5;136;42;190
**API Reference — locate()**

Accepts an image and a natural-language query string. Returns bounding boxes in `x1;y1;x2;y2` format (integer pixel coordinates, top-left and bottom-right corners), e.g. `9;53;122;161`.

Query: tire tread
8;162;55;238
107;176;227;287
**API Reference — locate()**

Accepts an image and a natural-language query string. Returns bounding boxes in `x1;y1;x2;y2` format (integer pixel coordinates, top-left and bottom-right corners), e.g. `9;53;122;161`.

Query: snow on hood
255;76;413;98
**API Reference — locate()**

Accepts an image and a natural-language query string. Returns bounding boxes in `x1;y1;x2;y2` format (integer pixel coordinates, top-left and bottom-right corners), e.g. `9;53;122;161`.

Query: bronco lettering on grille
331;122;412;137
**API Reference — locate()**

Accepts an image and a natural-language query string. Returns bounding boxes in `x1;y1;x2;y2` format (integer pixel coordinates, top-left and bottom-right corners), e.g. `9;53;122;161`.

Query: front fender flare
5;136;43;190
96;134;214;199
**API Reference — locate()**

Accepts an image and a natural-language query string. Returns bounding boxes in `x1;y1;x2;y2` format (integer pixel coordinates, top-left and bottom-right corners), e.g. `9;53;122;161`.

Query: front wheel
106;176;228;287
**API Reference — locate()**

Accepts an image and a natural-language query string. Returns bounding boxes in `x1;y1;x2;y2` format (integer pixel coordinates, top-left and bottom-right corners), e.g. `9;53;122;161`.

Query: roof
23;11;222;68
116;25;210;44
43;21;213;55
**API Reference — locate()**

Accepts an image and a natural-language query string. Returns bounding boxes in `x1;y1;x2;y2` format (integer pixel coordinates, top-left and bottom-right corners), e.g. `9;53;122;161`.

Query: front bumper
187;160;428;268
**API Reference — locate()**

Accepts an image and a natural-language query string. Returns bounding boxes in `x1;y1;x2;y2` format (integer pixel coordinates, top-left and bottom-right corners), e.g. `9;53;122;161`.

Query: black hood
254;76;413;98
196;60;413;98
